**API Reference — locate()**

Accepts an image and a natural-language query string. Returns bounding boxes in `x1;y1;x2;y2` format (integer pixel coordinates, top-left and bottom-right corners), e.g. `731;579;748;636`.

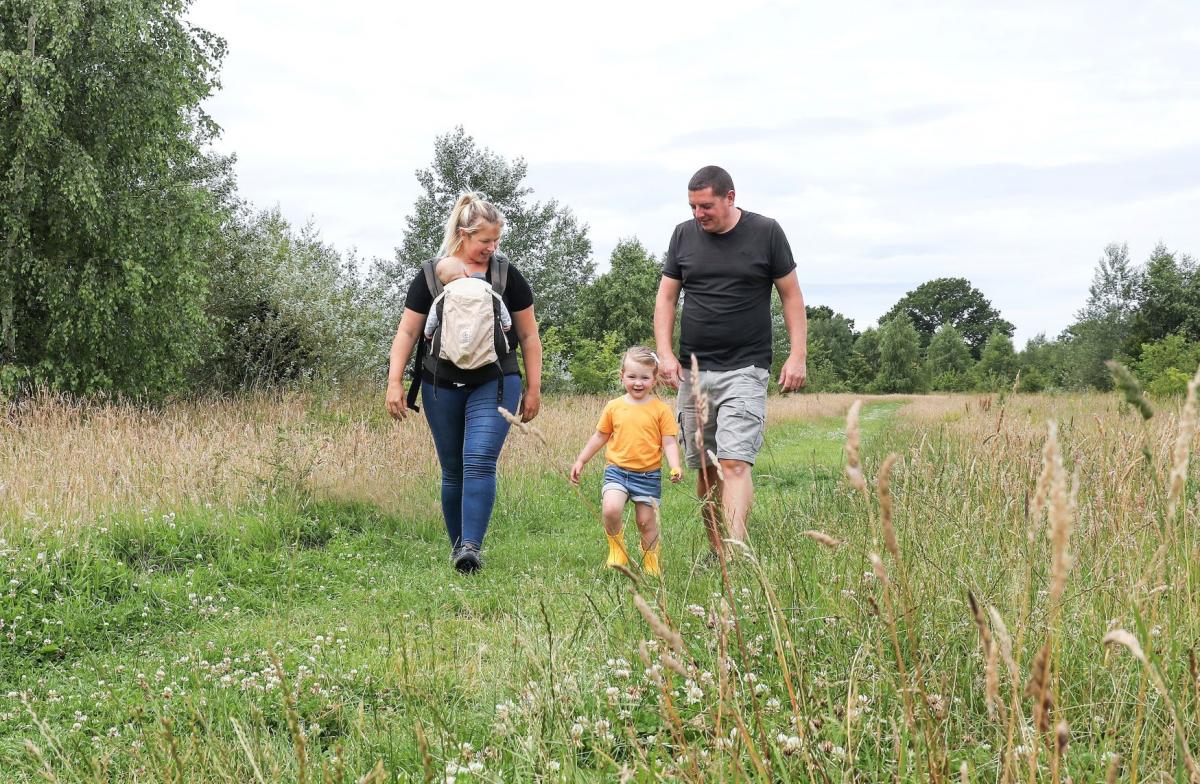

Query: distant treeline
2;3;1194;400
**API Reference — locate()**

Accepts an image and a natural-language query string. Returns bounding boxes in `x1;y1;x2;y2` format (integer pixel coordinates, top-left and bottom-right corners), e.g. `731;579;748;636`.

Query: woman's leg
422;381;468;549
459;375;522;547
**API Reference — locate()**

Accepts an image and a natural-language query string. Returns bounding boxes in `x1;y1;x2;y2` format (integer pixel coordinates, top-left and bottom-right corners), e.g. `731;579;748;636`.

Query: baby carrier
406;253;511;412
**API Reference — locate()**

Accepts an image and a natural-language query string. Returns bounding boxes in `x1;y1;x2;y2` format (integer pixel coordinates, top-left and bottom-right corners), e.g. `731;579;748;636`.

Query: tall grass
2;387;1199;781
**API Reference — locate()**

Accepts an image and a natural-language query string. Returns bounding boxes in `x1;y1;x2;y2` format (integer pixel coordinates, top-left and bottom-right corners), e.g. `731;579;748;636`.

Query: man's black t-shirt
404;260;534;385
662;210;796;371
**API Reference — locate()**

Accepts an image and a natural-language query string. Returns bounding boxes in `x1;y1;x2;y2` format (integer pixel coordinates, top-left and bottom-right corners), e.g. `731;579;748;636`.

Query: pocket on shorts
716;386;767;461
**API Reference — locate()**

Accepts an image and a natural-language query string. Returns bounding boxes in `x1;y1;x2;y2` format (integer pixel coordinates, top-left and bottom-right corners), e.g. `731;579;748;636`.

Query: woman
385;192;542;573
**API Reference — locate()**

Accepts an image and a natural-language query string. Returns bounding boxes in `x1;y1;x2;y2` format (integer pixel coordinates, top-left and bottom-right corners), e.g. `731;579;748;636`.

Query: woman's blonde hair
437;192;506;257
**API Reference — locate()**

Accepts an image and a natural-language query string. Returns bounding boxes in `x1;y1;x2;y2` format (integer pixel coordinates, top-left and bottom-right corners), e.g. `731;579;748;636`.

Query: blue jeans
422;374;523;550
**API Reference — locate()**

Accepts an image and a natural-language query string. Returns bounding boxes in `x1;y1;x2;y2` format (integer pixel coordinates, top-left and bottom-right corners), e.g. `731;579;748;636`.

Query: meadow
1;385;1198;782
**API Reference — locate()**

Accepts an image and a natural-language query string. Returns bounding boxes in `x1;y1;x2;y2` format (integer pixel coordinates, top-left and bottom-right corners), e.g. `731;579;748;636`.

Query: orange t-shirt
596;397;679;473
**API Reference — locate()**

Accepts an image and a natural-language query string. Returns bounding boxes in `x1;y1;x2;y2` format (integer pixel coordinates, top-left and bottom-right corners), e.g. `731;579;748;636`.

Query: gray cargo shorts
677;365;769;469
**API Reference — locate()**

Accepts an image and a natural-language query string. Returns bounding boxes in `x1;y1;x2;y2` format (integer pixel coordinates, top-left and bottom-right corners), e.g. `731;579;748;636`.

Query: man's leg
718;459;753;543
709;367;769;546
697;464;724;553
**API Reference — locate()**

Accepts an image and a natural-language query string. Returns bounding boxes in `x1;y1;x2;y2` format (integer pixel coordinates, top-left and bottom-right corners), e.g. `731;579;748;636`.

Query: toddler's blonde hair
620;346;661;381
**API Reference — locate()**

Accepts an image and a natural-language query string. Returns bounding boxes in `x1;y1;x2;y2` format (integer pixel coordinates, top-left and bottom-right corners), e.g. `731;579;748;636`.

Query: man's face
688;187;737;234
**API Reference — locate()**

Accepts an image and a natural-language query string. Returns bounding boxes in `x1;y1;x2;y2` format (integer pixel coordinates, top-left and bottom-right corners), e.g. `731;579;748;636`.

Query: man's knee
718;459;751;479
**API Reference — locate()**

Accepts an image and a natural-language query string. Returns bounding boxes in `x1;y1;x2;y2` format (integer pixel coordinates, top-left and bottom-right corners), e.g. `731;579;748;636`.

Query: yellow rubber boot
606;533;630;568
641;540;662;577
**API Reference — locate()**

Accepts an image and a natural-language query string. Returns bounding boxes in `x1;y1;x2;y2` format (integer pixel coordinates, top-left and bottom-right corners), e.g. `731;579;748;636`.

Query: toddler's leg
601;490;626;536
634;501;661;576
602;490;630;568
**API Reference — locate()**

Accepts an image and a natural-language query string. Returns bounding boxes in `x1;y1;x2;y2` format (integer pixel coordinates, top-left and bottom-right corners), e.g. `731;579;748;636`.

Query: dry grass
0;390;872;537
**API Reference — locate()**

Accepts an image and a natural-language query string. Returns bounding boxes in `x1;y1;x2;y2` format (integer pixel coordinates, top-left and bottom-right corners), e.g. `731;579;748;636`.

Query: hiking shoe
449;543;462;567
453;542;482;573
605;533;630;569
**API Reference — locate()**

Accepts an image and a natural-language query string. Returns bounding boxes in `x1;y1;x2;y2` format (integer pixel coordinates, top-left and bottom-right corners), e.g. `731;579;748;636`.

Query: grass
1;388;1199;781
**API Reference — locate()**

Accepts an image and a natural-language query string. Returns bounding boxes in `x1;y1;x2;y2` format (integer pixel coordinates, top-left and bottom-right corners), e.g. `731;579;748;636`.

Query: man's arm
653;275;683;388
775;271;807;391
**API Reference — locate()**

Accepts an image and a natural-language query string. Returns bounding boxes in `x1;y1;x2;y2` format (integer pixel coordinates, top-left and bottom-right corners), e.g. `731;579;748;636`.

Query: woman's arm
385;308;428;420
511;305;542;422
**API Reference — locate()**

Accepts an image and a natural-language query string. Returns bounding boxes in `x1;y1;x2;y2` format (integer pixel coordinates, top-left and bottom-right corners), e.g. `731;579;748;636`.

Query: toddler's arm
423;310;440;339
662;435;683;483
570;431;610;484
499;301;513;332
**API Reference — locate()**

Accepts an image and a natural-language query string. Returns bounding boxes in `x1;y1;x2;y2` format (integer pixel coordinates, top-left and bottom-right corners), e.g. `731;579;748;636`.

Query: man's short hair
688;166;735;197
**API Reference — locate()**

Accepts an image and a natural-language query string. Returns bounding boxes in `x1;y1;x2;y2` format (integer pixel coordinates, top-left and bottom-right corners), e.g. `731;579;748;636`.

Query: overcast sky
187;0;1200;345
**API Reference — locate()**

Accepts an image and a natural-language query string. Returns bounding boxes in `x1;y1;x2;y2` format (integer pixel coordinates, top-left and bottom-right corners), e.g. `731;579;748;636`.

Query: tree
1125;243;1200;355
768;303;857;390
377;127;594;330
198;207;386;390
872;315;924;393
572;238;660;349
845;328;881;391
925;324;973;391
1017;334;1065;392
805;305;857;386
881;277;1013;358
1;0;227;398
974;329;1018;390
1060;243;1155;389
1134;333;1200;396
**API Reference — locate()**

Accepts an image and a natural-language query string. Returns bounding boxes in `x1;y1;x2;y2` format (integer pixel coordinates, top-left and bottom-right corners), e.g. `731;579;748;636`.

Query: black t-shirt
404;260;535;385
662;210;796;370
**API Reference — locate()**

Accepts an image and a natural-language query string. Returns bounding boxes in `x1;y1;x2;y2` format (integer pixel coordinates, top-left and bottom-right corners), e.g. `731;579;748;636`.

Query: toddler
570;347;682;576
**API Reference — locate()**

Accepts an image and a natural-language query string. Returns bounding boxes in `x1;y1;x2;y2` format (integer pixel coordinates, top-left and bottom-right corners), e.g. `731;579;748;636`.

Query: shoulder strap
490;252;509;295
429;298;446;367
406;333;425;413
422;258;442;298
407;257;442;413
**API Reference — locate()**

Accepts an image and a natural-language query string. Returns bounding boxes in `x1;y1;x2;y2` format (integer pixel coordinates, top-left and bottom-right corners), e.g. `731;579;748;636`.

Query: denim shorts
602;464;662;505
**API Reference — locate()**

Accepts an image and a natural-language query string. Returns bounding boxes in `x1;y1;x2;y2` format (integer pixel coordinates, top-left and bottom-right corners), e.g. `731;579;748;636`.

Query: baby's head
435;256;468;286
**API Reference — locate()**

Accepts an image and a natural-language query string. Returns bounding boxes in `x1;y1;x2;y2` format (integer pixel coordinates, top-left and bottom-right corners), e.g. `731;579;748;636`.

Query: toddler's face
621;360;657;400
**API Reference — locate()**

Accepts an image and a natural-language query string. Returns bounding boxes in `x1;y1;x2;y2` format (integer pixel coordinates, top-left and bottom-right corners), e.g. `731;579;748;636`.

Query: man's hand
778;355;807;392
658;353;682;390
386;380;410;420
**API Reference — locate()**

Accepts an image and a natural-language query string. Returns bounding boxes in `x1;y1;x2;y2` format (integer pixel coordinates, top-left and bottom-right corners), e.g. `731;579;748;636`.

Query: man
654;165;807;553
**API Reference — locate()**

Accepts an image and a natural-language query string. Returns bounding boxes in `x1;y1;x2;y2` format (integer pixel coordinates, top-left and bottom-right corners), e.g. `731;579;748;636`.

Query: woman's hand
385;309;426;422
386;380;409;420
520;387;541;422
511;306;542;423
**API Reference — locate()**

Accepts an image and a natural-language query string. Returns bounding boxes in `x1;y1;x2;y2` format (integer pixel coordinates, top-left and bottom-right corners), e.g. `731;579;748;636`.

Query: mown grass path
0;399;903;780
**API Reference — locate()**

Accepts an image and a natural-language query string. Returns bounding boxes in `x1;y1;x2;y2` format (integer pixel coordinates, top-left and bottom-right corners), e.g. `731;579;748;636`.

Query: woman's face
459;223;502;265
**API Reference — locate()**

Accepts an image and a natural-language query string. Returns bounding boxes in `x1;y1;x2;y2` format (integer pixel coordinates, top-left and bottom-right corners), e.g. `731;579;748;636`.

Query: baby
423;256;512;340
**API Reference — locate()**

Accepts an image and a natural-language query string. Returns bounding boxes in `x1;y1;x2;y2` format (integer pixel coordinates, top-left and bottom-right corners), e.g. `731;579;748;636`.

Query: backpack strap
422;257;443;298
406;257;444;413
429;296;446;369
405;334;425;413
490;252;509;296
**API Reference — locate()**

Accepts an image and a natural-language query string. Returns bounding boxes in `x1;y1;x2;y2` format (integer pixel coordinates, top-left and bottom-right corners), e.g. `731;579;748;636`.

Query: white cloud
188;0;1200;344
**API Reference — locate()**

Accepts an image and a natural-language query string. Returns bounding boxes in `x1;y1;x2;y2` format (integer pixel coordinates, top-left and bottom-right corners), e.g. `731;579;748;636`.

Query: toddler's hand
669;467;682;483
570;461;584;484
